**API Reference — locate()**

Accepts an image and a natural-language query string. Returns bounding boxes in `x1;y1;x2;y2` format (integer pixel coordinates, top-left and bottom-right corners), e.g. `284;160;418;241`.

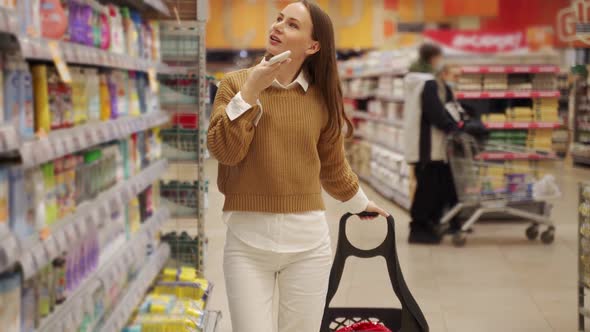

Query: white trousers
223;229;332;332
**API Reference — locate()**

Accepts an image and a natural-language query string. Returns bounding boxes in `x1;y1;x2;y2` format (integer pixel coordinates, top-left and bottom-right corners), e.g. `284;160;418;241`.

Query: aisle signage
423;30;528;54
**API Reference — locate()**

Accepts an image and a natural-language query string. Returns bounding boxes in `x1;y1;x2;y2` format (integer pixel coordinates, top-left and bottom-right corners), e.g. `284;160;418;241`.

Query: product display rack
452;59;563;162
340;51;413;210
157;19;209;275
572;66;590;166
578;181;590;331
0;0;218;331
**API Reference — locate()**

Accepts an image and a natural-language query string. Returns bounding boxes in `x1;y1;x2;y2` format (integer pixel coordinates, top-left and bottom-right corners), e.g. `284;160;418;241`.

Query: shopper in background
403;43;459;244
207;1;388;331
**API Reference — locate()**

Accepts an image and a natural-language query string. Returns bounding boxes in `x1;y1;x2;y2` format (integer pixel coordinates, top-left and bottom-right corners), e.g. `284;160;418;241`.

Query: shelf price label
48;41;72;84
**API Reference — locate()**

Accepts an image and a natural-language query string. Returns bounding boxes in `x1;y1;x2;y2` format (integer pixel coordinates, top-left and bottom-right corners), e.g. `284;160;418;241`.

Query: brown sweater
207;69;360;213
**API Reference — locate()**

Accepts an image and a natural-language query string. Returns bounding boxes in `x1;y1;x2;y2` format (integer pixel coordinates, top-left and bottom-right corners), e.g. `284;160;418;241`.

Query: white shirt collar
260;58;309;92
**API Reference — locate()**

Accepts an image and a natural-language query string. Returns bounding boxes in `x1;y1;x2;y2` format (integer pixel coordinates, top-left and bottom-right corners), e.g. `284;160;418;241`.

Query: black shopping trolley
321;212;429;332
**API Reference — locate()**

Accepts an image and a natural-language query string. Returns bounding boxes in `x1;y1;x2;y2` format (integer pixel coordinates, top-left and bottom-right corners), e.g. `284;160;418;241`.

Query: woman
404;43;459;244
207;1;388;331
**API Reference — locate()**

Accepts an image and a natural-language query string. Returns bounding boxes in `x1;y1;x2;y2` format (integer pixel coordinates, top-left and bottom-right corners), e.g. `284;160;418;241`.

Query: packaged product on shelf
53;254;66;304
42;162;58;226
9;169;32;239
31;64;51;133
71;67;89;125
19;0;41;37
21;278;38;331
20;62;35;139
86;68;101;122
136;72;148;114
149;20;160;61
0;169;7;235
128;71;141;116
69;0;94;46
40;0;69;39
54;158;66;218
47;66;73;130
96;4;109;49
112;70;130;119
37;264;53;318
3;56;21;129
121;7;139;58
107;4;125;54
0;271;21;332
127;196;141;234
99;72;111;121
130;10;144;58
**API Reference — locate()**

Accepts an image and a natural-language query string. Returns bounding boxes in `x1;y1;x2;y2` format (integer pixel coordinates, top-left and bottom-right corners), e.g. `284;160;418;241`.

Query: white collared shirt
222;68;369;253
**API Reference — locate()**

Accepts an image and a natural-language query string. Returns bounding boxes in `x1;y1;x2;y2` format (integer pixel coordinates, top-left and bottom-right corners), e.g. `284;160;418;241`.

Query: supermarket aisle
204;158;586;332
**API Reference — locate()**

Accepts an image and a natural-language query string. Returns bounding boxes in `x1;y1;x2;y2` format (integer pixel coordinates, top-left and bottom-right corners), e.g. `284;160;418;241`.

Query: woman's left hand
360;201;390;220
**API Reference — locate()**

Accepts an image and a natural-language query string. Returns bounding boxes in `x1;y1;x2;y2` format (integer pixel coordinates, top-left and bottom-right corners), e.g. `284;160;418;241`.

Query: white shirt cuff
344;187;370;214
226;91;264;126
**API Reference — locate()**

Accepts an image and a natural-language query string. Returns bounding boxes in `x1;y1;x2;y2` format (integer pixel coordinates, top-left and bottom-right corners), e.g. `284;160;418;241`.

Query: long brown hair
299;0;353;141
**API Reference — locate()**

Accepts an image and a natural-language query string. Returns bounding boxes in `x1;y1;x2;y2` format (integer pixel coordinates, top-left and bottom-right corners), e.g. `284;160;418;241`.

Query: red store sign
556;0;590;46
423;30;528;54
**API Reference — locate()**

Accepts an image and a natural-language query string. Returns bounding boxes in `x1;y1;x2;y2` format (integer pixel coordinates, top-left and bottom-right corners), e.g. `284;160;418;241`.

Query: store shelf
0;5;172;74
344;93;377;100
118;0;171;16
351;111;404;128
0;159;169;278
38;208;171;332
19;112;169;168
476;151;557;161
341;68;407;79
99;244;171;332
456;90;561;99
16;36;177;73
376;94;405;103
460;65;560;74
360;174;411;210
573;154;590;166
355;133;404;155
483;121;562;129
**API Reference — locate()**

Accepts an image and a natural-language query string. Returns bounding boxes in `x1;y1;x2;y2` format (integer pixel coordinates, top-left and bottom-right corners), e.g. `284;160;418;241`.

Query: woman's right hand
241;58;291;105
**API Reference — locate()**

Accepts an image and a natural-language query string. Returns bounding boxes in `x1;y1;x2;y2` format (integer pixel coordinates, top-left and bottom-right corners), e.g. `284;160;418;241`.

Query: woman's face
267;2;319;60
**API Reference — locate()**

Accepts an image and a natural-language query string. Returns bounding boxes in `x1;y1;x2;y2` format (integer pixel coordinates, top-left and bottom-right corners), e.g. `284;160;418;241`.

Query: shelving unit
0;0;217;331
572;68;590;166
157;18;209;274
340;51;413;210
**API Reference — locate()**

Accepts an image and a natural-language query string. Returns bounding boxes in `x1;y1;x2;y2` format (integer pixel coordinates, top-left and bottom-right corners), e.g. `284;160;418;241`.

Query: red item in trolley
336;322;392;332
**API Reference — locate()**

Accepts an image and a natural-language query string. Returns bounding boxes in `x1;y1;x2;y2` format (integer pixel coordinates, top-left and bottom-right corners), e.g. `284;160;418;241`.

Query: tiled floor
202;159;589;332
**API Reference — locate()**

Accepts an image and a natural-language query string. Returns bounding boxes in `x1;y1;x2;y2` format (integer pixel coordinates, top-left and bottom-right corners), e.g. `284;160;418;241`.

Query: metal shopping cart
321;212;429;332
442;133;559;247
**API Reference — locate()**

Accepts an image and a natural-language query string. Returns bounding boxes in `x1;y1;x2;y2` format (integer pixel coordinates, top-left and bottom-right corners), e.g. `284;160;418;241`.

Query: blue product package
20;63;35;139
4;59;21;126
9;169;34;239
130;10;143;58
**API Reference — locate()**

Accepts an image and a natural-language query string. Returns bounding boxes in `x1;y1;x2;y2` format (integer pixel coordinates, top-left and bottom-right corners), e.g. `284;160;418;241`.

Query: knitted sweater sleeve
318;130;360;202
207;75;261;166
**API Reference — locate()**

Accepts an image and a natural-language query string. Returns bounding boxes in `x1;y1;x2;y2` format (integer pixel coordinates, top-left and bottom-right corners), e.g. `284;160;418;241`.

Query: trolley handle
322;212;429;332
339;212;395;258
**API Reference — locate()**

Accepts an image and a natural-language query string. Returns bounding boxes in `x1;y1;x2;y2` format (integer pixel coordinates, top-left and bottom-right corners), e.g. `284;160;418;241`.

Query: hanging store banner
423;30;528;54
556;0;590;47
